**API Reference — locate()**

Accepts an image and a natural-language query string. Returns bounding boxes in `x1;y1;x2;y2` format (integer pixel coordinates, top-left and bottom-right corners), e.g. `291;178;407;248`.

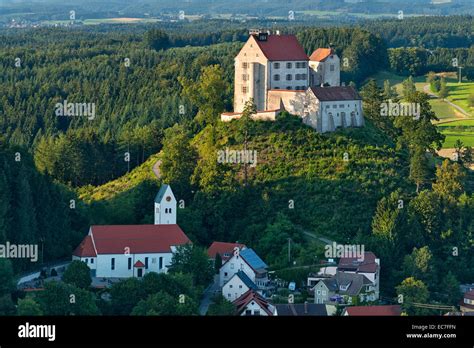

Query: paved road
199;274;220;315
301;230;334;245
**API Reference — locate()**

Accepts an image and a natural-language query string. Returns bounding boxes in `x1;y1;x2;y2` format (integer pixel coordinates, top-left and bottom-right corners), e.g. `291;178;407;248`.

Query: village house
219;248;269;291
221;30;364;133
460;289;474;313
222;270;258;301
233;289;276;316
72;185;190;278
275;302;328;316
207;241;247;264
312;252;380;305
343;305;402;316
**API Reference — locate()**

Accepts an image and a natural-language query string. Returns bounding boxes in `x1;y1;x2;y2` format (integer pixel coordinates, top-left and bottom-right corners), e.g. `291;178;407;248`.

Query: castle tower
154;184;177;225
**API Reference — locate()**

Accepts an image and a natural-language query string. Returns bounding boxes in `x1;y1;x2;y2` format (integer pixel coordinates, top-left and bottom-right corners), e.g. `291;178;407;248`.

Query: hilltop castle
221;30;364;133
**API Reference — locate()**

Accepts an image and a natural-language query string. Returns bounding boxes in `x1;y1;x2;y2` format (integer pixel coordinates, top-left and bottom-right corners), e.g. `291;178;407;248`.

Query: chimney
304;301;308;314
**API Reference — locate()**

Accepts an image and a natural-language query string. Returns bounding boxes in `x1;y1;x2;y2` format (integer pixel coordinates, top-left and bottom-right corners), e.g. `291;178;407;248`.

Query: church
72;184;190;278
221;30;364;133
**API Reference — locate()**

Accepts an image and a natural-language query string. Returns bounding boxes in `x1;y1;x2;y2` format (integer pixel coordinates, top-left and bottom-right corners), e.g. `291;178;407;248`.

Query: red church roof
207;241;246;261
309;48;335;62
252;34;308;61
73;235;96;257
73;225;190;257
345;305;402;316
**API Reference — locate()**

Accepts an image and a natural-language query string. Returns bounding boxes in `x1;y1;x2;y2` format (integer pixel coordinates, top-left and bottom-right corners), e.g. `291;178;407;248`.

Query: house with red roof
207;241;246;264
73;185;191;278
343;305;402;316
460;290;474;313
221;30;364;133
233;289;276;316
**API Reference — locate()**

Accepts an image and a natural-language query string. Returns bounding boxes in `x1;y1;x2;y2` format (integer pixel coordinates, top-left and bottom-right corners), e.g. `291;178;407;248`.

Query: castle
221;30;364;133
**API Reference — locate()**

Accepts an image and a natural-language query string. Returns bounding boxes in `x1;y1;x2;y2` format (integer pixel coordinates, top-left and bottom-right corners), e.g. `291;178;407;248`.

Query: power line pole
287;238;291;264
458;66;463;83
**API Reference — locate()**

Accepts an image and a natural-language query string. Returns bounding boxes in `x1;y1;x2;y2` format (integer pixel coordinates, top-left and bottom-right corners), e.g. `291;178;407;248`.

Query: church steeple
154;184;177;225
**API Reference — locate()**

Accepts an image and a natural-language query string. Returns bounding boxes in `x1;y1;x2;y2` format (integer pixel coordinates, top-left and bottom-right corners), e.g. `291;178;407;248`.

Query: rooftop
251;34;309;61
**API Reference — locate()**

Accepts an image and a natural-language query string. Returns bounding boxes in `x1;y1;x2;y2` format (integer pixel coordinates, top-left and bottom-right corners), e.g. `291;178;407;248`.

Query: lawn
447;80;474;116
439;131;474;148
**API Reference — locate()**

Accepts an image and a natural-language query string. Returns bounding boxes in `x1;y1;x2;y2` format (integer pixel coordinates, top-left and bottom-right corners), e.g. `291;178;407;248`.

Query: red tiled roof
233;290;274;316
338;252;378;273
134;260;145;268
73;235;97;257
464;290;474;300
310;86;361;101
252;34;308;61
74;225;190;255
309;48;335;62
207;241;246;261
345;305;402;316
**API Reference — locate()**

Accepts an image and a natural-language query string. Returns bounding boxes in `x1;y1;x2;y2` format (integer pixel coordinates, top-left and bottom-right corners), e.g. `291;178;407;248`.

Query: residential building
233;290;276;316
207;241;247;264
275;302;328;316
222;270;258;301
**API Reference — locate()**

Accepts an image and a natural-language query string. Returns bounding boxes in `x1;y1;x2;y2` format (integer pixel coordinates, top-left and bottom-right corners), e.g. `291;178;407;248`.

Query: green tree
62;260;92;289
409;147;430;193
170;244;214;287
145;29;171;51
438;78;448;98
396;277;431;315
214;253;222;273
109;278;145;315
402;76;416;100
0;259;14;295
207;296;236;316
432;160;465;204
17;297;43;316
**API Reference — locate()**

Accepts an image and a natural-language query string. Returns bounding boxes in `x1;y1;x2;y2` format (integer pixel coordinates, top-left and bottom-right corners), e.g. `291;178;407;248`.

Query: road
152;159;162;179
199;274;220;315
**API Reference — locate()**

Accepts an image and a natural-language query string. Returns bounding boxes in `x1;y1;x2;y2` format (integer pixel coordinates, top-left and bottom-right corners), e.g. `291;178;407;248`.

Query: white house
219;248;269;289
222;270;258;301
73;185;190;278
233;290;276;316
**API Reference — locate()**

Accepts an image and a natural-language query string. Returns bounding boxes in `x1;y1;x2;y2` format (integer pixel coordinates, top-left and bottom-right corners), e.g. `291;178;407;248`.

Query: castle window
91;258;94;264
242;74;248;81
333;105;337;108
242;86;248;94
301;74;307;80
242;62;248;69
330;65;335;72
286;86;292;90
286;74;292;81
301;62;307;68
296;62;301;68
274;62;280;69
339;104;344;108
145;257;149;269
273;74;280;81
159;257;163;269
286;62;292;69
274;87;280;89
295;74;300;80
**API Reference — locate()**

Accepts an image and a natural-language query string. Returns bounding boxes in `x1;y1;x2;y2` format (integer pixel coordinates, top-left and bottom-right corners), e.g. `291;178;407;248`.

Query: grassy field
41;18;163;25
299;10;419;19
370;70;474;148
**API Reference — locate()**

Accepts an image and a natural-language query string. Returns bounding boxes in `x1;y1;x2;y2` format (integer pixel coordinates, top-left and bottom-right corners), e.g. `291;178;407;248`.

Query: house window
286;62;292;69
317;290;321;295
91;258;94;264
230;285;233;288
231;263;235;269
274;62;280;69
242;86;248;94
286;74;292;81
111;258;115;270
128;257;132;270
165;208;168;213
239;285;242;288
273;74;280;81
254;310;261;316
169;208;172;214
224;272;228;277
322;290;326;295
145;257;149;269
245;310;252;315
228;294;231;298
330;65;335;72
159;257;163;270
